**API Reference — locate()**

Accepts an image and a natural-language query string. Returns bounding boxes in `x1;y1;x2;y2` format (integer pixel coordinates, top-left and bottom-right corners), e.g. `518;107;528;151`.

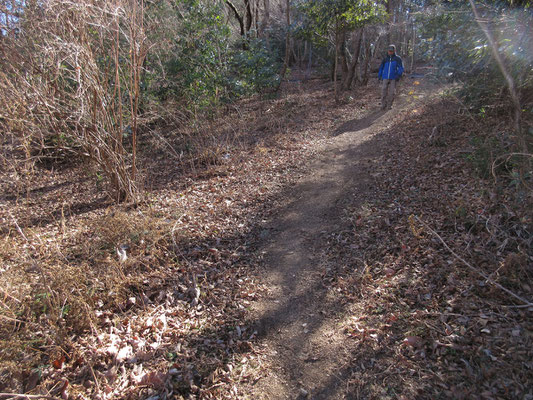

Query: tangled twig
414;215;533;309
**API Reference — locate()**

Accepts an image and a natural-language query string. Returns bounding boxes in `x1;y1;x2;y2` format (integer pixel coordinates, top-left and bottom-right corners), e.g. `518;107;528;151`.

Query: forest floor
1;70;532;400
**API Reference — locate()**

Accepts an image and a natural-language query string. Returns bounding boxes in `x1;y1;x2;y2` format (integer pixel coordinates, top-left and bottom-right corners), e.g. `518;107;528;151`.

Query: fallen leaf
52;355;66;369
60;379;69;400
384;268;396;277
25;370;40;391
134;371;167;388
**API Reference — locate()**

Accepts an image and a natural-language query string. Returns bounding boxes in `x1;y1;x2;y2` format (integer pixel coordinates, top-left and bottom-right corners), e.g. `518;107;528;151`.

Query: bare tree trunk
342;27;363;91
254;0;259;34
306;42;312;81
363;33;383;85
303;41;307;70
337;30;349;80
401;17;408;55
386;0;395;45
361;30;370;85
334;19;339;102
260;0;271;49
276;0;290;92
244;0;253;35
409;23;415;73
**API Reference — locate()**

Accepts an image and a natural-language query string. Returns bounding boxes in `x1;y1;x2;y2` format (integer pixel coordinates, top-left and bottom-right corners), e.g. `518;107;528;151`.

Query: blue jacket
378;54;404;80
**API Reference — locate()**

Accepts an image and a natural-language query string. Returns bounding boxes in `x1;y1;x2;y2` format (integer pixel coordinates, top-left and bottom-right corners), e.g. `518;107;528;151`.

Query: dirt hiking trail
2;61;532;399
247;78;440;399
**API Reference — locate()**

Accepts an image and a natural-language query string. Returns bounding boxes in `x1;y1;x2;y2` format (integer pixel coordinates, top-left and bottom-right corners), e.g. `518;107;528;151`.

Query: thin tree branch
469;0;526;156
9;212;36;251
414;216;533;308
225;0;245;36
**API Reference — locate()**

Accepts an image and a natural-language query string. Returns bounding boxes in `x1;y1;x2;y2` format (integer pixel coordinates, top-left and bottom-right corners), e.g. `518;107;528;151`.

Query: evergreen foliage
145;0;280;110
295;0;386;48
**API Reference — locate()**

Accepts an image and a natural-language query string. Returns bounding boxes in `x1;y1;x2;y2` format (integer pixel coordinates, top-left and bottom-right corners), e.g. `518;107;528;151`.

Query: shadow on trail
331;109;386;137
252;277;354;399
247;92;493;400
152;79;439;399
249;122;385;398
142;84;438;399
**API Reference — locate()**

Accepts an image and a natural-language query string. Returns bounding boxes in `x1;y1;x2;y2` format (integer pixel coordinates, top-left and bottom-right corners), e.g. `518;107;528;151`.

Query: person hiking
378;44;404;110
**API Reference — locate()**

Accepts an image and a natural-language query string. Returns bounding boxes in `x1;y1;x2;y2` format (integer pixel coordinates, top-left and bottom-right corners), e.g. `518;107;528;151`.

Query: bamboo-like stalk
129;0;137;184
115;3;123;157
0;0;142;202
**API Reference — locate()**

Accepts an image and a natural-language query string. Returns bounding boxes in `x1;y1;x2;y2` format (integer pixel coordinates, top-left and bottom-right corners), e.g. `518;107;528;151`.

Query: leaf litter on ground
320;97;532;399
0;78;342;399
1;75;531;399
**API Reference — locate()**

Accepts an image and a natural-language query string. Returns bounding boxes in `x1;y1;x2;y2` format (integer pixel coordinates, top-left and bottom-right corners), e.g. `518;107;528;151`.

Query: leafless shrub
0;0;148;201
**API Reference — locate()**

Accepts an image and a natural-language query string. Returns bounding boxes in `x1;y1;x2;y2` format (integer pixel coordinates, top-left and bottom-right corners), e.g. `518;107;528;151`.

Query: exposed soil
245;77;445;399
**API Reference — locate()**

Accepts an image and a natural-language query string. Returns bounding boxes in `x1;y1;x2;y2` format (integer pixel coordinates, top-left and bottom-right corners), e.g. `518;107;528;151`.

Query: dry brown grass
0;210;172;377
0;0;149;201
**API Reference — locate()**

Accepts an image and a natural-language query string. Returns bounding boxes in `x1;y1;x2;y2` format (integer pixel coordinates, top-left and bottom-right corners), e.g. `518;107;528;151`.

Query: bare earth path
247;79;439;399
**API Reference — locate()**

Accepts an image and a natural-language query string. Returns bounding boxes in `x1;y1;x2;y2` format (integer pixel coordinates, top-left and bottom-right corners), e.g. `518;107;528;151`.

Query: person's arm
378;59;386;81
396;56;404;80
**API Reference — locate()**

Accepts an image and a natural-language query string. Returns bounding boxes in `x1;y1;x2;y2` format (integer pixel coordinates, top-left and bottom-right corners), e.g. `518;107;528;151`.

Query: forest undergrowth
0;75;532;399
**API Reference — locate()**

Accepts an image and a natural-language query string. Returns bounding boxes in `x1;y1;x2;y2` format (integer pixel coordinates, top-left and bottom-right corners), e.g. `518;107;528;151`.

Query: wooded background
1;0;531;200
